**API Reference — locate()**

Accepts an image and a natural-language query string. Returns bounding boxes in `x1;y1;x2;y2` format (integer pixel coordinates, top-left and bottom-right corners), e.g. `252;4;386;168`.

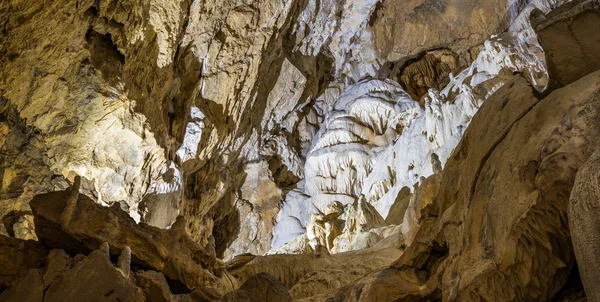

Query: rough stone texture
383;186;411;226
303;68;600;302
535;0;600;87
2;0;600;301
0;235;48;291
134;270;174;302
0;269;44;302
434;70;600;301
569;150;600;302
1;212;231;302
29;188;227;291
44;250;145;302
399;49;463;101
0;268;44;302
272;19;554;252
43;249;71;288
134;270;219;302
228;244;404;299
0;0;571;262
221;273;293;302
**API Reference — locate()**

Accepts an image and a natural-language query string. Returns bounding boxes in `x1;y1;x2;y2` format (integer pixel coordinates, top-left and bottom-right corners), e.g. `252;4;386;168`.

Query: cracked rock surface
1;0;600;300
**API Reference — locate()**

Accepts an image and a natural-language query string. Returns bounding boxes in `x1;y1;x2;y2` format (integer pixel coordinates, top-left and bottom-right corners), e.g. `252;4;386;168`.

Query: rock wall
2;0;600;300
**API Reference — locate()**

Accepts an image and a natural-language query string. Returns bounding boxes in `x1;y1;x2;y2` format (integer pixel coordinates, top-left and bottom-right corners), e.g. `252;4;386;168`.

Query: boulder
0;269;44;302
44;250;145;302
221;273;292;302
42;249;71;288
569;149;600;301
0;235;47;291
30;188;222;291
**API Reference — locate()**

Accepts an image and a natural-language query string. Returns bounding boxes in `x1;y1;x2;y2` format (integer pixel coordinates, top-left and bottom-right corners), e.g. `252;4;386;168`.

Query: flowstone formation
2;0;600;300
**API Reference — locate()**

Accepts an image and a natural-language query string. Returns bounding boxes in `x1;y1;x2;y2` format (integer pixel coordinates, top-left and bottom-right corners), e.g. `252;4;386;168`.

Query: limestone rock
535;0;600;87
134;270;221;302
0;235;48;291
43;249;71;289
229;245;403;299
305;10;600;298
29;188;222;291
0;268;44;302
221;273;293;302
11;215;37;241
0;0;571;267
224;161;284;261
44;250;145;302
384;186;411;225
273;25;551;251
330;197;386;253
434;70;600;300
569;149;600;301
0;223;7;237
399;49;463;101
135;271;173;302
2;0;600;301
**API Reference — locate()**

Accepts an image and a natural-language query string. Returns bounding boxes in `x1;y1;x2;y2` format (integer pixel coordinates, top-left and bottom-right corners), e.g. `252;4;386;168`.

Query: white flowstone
176;107;206;163
271;19;553;252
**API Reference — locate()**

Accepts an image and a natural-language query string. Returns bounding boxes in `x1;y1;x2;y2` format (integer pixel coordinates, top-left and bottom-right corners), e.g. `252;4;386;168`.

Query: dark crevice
551;265;586;301
368;1;384;27
84;29;125;86
165;276;193;294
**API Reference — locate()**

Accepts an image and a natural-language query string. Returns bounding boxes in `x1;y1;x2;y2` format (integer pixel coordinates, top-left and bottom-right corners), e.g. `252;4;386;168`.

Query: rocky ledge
2;0;600;301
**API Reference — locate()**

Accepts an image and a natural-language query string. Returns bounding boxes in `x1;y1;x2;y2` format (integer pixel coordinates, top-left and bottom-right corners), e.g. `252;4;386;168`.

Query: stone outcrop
569;150;600;302
0;233;228;301
0;235;48;292
228;243;404;300
298;65;600;302
2;0;600;301
0;0;571;260
221;273;293;302
29;184;230;291
399;49;463;101
434;70;600;301
535;0;600;87
44;250;145;302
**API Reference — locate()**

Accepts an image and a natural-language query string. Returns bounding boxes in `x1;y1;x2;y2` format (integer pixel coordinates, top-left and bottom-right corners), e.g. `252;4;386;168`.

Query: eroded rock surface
2;0;600;301
29;186;229;291
0;0;569;260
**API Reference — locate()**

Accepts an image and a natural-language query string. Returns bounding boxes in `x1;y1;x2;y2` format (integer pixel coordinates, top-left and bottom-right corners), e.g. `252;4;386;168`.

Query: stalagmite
59;176;80;228
1;0;599;300
117;246;132;278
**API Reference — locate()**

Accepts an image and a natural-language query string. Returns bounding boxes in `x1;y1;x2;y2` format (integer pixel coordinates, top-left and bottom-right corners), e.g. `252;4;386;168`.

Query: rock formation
1;0;600;300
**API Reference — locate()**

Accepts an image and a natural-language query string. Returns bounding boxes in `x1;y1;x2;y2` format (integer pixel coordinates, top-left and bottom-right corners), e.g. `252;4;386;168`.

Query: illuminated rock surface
1;0;600;300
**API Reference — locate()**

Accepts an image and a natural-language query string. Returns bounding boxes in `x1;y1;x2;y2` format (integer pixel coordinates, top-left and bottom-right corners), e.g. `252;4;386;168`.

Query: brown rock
0;268;44;302
30;190;219;290
188;288;223;302
0;235;48;291
44;250;145;302
221;273;292;302
399;49;463;100
230;245;403;299
536;0;600;88
434;69;600;300
385;187;411;225
569;150;600;301
0;223;7;237
322;267;439;302
135;270;175;302
43;249;71;288
371;0;525;62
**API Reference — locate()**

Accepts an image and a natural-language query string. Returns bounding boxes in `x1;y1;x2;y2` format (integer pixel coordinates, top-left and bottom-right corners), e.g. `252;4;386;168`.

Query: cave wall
0;0;582;258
